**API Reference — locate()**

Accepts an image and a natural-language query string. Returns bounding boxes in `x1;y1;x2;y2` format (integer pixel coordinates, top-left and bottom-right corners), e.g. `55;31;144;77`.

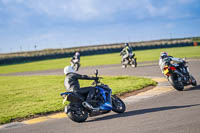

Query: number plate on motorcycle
164;69;169;75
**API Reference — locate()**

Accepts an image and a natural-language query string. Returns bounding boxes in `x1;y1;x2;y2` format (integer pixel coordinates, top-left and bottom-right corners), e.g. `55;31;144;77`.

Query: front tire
134;58;137;67
73;63;80;71
111;95;126;113
67;104;88;123
190;75;197;86
168;74;184;91
122;64;126;68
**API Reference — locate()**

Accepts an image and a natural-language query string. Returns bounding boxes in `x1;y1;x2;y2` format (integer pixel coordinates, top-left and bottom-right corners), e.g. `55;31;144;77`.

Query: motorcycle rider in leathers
120;43;135;62
70;52;80;65
159;51;185;74
64;66;98;108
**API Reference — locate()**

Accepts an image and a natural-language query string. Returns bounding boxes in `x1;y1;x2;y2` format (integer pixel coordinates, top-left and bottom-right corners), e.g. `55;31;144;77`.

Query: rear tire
111;95;126;113
131;58;137;68
169;74;184;91
67;104;88;123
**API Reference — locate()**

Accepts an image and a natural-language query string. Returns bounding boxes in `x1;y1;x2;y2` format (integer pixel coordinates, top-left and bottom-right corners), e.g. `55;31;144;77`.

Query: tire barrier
193;42;198;46
0;42;194;65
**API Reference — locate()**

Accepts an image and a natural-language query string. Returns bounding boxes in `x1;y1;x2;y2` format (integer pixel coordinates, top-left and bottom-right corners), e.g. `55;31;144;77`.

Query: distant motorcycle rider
71;51;80;64
120;43;134;62
70;52;81;71
159;52;197;90
159;52;185;74
64;66;98;107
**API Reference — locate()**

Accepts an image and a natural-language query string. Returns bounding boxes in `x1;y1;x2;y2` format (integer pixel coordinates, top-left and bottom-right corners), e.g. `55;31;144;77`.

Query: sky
0;0;200;53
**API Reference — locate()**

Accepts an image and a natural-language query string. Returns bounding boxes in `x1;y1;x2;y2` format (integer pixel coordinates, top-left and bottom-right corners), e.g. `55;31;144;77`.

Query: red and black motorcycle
163;60;197;91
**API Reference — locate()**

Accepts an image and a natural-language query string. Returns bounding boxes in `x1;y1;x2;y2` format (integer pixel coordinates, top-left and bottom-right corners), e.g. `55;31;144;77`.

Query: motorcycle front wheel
111;95;126;113
134;58;137;67
122;64;127;68
67;104;88;122
73;63;80;71
190;75;197;86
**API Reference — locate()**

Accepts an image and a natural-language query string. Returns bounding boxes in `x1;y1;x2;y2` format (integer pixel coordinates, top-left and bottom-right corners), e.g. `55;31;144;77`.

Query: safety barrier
0;41;194;65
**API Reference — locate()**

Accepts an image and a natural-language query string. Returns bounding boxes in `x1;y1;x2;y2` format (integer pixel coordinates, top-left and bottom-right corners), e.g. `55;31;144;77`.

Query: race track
1;59;200;133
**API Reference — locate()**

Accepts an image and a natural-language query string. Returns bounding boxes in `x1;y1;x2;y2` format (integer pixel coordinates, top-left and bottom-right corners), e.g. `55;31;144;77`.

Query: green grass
0;46;200;74
193;37;200;42
0;75;156;124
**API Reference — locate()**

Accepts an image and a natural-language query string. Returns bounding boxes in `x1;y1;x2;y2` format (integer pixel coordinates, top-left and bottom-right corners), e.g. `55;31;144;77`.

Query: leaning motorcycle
163;59;197;91
60;70;126;122
70;58;80;71
121;53;137;68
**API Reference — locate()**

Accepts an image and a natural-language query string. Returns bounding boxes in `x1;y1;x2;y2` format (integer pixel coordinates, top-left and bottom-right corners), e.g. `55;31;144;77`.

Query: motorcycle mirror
95;69;98;76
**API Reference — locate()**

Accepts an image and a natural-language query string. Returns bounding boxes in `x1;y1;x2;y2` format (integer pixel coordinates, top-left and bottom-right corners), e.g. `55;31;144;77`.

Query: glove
94;77;99;80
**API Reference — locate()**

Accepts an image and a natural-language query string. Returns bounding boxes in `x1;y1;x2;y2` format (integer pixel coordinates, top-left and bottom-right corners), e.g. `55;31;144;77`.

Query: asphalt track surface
1;60;200;133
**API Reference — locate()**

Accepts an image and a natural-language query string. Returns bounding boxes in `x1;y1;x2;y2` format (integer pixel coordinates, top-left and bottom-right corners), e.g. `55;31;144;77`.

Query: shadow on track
184;85;200;91
87;104;200;122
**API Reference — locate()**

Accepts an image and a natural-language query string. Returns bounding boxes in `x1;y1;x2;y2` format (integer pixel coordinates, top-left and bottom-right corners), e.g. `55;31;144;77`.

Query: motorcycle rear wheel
111;95;126;113
67;105;88;122
168;74;184;91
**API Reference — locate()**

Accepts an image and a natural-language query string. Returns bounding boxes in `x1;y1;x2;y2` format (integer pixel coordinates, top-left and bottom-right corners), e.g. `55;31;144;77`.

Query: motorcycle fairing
96;86;112;110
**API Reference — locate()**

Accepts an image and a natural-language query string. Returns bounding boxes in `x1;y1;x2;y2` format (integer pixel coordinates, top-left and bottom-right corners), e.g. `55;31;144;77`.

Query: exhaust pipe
174;70;187;82
174;70;184;78
82;102;99;111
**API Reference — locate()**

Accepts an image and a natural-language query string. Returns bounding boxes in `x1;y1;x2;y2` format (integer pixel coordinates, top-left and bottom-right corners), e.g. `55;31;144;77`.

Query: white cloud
66;0;100;20
177;0;194;4
144;1;170;17
1;0;24;4
166;23;175;29
22;0;100;20
1;0;196;22
1;0;10;4
0;0;173;19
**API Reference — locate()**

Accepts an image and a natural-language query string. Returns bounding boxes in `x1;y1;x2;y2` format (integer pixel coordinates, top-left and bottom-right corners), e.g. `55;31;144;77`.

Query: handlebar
92;77;103;86
92;69;105;86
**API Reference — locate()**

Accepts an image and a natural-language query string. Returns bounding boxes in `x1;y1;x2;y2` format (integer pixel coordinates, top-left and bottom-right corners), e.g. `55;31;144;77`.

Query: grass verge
0;46;200;74
0;75;156;124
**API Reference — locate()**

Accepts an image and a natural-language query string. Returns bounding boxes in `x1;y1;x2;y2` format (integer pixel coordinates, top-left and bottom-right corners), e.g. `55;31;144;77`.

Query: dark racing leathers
120;46;134;61
71;55;80;64
64;72;97;102
159;56;184;74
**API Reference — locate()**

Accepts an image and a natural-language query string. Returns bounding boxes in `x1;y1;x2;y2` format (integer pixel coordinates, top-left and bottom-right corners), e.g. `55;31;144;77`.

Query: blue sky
0;0;200;53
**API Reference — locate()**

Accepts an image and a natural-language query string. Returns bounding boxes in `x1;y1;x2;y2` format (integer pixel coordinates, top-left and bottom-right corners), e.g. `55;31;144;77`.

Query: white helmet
75;52;80;56
160;51;168;58
64;66;75;75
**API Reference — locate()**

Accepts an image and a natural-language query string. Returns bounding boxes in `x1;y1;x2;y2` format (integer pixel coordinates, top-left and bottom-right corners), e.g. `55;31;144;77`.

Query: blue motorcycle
60;70;126;122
